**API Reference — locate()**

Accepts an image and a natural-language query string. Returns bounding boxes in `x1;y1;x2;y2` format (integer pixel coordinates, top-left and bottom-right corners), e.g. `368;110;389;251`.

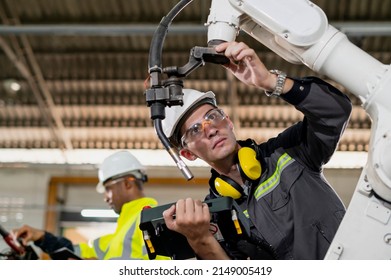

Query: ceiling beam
0;22;390;37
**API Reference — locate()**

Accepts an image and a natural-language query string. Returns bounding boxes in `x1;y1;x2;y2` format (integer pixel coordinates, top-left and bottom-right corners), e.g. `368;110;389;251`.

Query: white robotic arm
206;0;391;259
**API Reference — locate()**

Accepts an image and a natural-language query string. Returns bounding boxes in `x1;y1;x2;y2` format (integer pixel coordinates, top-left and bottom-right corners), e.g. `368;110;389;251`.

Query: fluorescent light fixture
80;209;119;218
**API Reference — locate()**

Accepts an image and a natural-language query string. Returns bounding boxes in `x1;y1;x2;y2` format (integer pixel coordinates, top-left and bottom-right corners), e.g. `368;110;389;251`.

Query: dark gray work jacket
207;77;352;260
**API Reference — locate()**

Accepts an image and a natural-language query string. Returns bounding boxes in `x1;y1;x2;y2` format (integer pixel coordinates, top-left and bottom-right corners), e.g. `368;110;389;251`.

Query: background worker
15;150;168;260
161;41;352;260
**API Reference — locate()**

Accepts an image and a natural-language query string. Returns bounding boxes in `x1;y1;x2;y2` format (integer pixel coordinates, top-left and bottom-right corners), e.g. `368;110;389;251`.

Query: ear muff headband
238;147;262;181
214;176;243;200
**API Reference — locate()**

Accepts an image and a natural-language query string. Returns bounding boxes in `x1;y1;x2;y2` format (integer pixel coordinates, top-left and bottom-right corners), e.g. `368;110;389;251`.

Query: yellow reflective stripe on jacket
254;153;294;200
243;209;249;218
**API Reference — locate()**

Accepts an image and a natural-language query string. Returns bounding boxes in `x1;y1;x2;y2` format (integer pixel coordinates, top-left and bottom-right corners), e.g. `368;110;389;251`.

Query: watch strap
264;70;287;97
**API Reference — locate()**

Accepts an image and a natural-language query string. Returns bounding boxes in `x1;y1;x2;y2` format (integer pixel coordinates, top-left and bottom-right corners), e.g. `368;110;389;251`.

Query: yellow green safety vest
73;197;170;260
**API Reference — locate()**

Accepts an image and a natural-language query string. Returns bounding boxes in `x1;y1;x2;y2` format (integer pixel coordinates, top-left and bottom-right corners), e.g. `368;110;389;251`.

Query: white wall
0;168;50;253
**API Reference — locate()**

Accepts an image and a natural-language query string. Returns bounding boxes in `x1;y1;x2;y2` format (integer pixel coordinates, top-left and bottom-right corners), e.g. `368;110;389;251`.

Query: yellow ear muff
214;177;242;200
238;147;262;181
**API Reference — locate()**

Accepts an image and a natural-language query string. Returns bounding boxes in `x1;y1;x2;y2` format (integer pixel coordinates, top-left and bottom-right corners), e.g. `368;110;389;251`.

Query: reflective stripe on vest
92;221;139;260
93;237;105;259
254;153;294;200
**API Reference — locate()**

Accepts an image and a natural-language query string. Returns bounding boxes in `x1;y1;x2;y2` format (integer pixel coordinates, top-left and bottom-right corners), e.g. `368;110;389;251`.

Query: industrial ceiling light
3;79;21;93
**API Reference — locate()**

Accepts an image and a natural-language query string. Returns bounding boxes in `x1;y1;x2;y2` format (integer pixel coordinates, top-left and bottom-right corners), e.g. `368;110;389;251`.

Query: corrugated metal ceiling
0;0;390;155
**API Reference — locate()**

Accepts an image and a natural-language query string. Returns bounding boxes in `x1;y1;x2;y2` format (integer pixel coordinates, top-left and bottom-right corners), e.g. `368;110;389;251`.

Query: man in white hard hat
161;41;352;260
15;150;169;260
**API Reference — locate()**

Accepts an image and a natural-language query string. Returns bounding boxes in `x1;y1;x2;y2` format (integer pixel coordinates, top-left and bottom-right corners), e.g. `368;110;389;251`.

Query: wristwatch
264;69;287;97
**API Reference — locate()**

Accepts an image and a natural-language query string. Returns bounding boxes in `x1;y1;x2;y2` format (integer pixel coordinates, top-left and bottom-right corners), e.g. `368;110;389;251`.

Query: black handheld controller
139;197;250;260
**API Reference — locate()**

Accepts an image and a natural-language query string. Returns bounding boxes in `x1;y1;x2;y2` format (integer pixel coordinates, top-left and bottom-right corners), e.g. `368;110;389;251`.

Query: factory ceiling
0;0;390;164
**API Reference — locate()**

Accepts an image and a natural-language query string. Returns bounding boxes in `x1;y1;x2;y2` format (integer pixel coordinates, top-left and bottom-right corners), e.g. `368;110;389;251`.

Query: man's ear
124;177;135;190
180;148;198;161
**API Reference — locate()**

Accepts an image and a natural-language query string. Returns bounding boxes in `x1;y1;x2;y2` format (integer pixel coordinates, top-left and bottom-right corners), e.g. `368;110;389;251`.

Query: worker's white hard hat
162;89;217;146
96;150;147;193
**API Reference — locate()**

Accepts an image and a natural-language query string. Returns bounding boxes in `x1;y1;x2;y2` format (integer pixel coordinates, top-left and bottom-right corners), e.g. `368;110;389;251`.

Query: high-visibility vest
73;197;170;260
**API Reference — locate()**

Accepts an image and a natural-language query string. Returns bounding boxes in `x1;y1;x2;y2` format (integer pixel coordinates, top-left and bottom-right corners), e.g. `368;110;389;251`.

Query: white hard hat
162;89;217;146
96;150;147;193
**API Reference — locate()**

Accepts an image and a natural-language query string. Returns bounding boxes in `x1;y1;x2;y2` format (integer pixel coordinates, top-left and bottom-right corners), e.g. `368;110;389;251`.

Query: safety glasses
103;176;136;189
181;108;226;147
